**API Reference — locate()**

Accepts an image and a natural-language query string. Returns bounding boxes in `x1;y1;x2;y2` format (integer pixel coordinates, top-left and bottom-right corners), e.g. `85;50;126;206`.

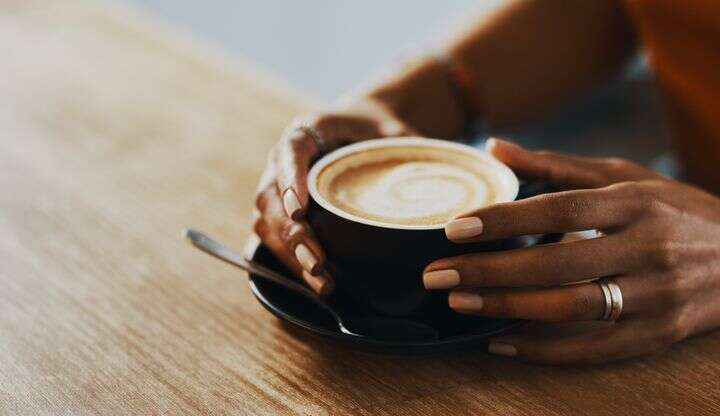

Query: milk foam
317;146;505;226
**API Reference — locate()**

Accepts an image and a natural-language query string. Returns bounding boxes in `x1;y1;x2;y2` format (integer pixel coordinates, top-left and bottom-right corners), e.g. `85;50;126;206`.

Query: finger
378;119;420;137
264;217;333;295
253;214;302;277
302;270;335;297
449;284;605;321
618;272;698;314
258;219;332;296
424;234;640;289
275;127;318;220
275;114;393;220
487;138;663;188
286;221;326;275
487;317;672;365
444;182;642;242
448;274;651;321
255;184;334;295
487;138;610;189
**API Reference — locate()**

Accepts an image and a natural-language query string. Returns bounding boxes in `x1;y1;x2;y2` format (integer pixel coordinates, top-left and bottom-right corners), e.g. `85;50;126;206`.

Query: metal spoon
183;229;439;342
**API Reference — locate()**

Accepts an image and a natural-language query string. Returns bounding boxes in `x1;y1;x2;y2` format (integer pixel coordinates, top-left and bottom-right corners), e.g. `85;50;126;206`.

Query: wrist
364;57;470;139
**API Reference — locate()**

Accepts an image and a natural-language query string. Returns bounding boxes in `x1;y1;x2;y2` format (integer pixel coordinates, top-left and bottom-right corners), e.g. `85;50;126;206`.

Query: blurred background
125;0;503;101
122;0;673;170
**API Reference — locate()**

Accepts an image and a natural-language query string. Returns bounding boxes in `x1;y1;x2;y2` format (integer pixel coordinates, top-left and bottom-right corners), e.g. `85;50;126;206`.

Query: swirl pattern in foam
316;145;510;226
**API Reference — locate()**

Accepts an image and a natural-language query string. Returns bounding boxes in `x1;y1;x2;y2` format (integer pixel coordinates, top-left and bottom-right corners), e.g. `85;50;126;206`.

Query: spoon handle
183;229;326;304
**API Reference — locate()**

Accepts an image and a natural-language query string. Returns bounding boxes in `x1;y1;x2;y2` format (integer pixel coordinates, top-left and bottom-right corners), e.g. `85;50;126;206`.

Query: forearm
341;0;637;139
448;0;636;126
340;58;467;140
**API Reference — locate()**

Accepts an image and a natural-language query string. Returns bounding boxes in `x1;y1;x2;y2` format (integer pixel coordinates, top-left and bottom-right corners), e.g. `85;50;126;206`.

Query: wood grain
0;1;719;415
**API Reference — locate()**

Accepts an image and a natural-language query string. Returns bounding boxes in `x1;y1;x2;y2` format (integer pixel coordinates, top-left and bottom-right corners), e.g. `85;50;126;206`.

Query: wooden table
1;1;719;415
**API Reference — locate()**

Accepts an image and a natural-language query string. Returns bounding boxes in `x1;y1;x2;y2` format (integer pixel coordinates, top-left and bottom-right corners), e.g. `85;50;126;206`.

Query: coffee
306;138;541;317
315;144;516;227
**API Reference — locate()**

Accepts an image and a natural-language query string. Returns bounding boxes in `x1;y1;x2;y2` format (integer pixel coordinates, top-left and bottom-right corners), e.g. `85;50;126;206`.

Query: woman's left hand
423;138;720;365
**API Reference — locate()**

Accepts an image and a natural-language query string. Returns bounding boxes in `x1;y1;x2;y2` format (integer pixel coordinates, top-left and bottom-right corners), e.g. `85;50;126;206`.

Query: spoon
183;229;439;342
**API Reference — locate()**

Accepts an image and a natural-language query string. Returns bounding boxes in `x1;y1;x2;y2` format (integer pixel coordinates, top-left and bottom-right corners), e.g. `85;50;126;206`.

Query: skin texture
253;58;462;295
253;0;720;364
252;97;421;295
253;0;635;295
447;0;635;126
424;139;720;364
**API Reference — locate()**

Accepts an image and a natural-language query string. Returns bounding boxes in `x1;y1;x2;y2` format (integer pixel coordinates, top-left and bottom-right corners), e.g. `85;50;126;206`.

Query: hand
424;138;720;364
253;98;418;295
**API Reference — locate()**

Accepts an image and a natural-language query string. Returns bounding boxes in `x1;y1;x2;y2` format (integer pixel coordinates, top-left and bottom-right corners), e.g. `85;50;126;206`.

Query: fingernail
484;138;498;153
445;217;483;240
294;244;318;274
380;120;405;136
302;270;332;296
282;188;302;220
449;292;484;311
423;269;460;290
488;342;517;357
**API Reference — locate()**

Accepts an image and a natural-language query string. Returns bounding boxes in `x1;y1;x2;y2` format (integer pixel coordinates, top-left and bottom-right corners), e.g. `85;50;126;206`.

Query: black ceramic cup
306;138;557;317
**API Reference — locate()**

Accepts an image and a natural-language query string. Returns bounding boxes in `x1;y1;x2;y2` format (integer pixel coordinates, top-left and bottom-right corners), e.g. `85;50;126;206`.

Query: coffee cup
307;137;557;317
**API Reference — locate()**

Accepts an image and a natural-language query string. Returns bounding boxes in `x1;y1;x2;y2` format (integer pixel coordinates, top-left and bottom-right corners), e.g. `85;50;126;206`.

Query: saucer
247;243;521;354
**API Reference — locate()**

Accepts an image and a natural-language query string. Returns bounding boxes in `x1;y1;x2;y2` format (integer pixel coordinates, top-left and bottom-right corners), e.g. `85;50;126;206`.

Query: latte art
315;145;513;227
330;160;489;225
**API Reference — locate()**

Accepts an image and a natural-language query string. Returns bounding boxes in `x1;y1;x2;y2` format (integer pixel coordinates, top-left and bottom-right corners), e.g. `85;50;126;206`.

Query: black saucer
247;243;521;354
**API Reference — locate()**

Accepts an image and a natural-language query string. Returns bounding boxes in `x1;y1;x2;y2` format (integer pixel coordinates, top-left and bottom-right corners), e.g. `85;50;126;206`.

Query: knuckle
281;221;306;243
535;150;560;159
254;189;269;211
254;176;279;210
300;112;343;132
657;271;691;307
613;181;653;211
285;131;312;152
252;217;267;237
611;180;642;197
651;240;682;270
603;157;633;171
657;315;688;346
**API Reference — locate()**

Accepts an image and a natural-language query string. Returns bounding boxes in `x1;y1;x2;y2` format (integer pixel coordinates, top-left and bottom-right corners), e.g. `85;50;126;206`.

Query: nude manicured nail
423;269;460;290
488;342;517;357
484;138;499;153
449;292;484;311
282;188;302;219
294;243;318;274
380;120;404;136
445;217;483;240
302;270;331;296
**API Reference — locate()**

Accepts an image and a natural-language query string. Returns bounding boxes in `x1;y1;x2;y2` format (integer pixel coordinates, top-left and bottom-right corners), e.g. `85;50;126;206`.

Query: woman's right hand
252;98;419;295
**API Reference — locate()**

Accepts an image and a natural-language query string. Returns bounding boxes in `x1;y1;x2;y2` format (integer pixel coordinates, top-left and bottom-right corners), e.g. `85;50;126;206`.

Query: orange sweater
624;0;720;193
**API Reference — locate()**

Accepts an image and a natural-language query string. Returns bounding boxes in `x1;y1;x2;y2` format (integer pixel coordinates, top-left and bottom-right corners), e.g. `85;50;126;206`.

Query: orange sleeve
623;0;720;193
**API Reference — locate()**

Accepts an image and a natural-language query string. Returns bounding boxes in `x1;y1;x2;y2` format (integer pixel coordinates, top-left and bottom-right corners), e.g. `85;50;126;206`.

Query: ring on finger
597;278;623;321
295;125;333;155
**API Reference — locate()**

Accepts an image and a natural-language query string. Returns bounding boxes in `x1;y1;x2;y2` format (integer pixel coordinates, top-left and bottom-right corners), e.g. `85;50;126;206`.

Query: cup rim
307;137;519;230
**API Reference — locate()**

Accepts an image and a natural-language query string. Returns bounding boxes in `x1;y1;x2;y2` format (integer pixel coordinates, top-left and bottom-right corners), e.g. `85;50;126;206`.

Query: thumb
378;120;420;137
486;138;608;189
